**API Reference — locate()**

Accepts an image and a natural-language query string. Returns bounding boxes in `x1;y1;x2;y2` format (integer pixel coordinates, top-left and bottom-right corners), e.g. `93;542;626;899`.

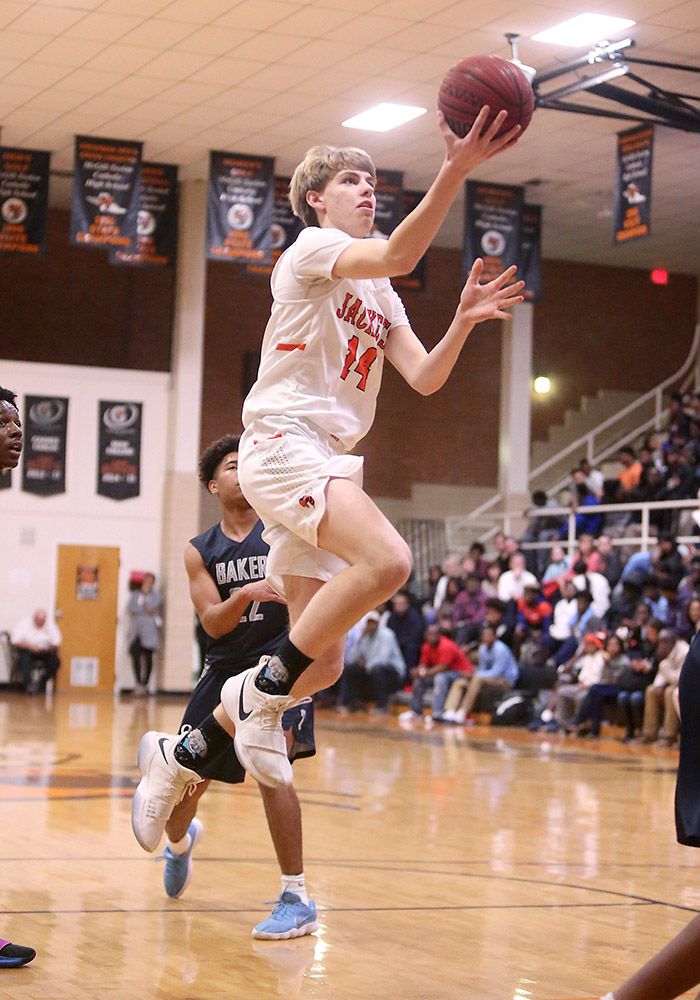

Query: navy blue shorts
180;663;316;785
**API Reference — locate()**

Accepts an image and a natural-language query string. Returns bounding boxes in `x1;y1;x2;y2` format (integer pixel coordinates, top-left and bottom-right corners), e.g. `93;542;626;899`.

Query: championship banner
111;162;178;268
70;135;142;250
614;124;654;244
521;204;542;303
246;176;303;277
373;169;403;240
394;189;427;291
97;401;142;501
0;469;11;490
22;396;68;497
206;151;274;264
464;181;523;282
0;147;50;257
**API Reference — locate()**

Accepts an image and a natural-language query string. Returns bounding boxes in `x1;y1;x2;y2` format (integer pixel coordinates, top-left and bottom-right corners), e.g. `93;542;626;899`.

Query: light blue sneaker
162;818;204;899
252;891;319;940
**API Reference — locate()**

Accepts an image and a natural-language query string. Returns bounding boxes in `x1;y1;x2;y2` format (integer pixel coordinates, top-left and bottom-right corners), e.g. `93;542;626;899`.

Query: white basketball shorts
238;415;364;595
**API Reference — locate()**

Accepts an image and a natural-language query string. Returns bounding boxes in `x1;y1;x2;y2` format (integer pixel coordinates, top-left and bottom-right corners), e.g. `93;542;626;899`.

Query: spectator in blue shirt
573;482;603;537
442;624;519;725
339;612;405;715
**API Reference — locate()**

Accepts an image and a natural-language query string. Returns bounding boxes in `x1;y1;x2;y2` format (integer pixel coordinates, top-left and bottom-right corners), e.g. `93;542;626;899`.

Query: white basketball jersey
242;227;410;451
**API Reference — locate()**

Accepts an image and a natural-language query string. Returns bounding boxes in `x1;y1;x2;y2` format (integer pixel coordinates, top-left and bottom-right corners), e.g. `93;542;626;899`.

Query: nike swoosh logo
239;680;252;721
158;738;169;762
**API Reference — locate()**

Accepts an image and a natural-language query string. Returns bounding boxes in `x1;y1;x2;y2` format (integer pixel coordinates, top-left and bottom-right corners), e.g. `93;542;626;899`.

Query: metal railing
477;497;699;559
447;323;700;550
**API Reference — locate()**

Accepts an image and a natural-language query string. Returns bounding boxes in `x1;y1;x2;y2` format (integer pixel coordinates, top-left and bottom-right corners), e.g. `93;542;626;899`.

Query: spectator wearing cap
553;632;606;729
400;624;471;723
340;611;405;714
642;628;689;745
452;574;487;646
441;623;518;725
568;633;631;738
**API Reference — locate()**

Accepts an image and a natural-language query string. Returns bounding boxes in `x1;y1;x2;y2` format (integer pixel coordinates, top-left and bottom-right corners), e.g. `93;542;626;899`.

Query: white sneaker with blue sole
220;660;294;788
252;891;319;940
162;818;204;899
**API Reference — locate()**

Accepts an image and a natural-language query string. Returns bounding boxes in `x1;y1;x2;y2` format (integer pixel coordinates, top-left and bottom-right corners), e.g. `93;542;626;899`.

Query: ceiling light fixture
342;103;427;132
532;13;636;48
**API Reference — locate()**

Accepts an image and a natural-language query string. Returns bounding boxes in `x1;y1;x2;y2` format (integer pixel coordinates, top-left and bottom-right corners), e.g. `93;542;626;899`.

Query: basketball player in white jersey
135;107;524;796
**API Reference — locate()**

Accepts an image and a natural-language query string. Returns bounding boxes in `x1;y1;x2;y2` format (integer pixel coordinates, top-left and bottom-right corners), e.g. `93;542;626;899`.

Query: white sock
281;872;308;904
166;831;192;855
601;994;616;1000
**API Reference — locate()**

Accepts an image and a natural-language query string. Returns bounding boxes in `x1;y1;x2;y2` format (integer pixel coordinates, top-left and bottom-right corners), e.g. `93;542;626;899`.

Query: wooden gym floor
0;691;698;1000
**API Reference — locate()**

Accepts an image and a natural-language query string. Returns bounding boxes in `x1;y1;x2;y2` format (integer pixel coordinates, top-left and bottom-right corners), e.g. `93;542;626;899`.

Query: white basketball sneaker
221;659;294;788
131;731;202;853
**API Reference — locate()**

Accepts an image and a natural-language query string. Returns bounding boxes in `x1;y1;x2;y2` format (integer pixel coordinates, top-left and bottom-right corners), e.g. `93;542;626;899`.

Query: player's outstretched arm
184;544;285;639
386;258;524;395
332;108;521;281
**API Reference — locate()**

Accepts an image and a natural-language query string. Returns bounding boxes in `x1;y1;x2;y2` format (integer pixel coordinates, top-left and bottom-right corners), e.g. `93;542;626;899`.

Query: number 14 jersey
242;227;410;452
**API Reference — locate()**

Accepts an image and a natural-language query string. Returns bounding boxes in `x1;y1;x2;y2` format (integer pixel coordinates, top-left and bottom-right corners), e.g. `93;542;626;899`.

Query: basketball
438;54;535;139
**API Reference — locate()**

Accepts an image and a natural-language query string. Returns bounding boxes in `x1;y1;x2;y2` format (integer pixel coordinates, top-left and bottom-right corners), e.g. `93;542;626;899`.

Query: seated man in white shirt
339;611;405;715
11;610;62;693
497;552;538;604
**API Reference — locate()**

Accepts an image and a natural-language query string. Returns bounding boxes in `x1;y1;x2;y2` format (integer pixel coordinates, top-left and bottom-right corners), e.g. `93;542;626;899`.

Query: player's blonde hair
289;145;376;227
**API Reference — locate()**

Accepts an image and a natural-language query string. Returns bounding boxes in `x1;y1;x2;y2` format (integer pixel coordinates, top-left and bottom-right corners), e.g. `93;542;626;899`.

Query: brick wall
2;209;697;500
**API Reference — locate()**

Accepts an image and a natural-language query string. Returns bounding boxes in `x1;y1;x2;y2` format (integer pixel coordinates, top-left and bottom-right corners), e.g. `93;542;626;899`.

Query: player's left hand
458;258;525;322
244;580;287;605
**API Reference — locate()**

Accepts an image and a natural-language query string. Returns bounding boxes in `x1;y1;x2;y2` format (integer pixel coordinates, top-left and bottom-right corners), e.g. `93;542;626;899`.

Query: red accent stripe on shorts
252;433;283;445
275;342;306;351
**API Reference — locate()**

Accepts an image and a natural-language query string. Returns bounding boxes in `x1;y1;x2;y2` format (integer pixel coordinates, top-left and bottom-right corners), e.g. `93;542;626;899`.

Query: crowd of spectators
333;398;700;744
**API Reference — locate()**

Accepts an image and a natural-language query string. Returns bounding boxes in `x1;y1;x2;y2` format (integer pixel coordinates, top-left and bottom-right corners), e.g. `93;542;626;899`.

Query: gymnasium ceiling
1;0;699;272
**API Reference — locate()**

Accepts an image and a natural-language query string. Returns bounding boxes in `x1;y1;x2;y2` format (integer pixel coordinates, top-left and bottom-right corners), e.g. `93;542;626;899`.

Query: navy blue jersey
189;520;288;671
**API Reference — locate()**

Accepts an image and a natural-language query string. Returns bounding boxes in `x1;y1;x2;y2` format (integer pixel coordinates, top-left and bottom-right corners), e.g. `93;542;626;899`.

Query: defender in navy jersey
132;435;318;940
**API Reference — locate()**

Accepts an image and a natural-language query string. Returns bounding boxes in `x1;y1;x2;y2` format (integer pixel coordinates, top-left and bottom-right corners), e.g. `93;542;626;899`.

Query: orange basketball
438;55;535;139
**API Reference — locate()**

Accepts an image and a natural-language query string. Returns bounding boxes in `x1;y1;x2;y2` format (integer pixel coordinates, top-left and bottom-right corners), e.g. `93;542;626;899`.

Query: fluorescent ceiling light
342;103;427;132
532;13;635;47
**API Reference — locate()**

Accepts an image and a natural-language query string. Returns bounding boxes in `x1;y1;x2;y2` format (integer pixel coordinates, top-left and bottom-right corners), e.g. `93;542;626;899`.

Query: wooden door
54;545;120;693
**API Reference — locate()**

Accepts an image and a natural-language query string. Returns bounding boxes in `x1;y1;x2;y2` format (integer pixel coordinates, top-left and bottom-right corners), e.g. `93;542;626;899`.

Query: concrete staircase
529;388;651;494
377;389;642;525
